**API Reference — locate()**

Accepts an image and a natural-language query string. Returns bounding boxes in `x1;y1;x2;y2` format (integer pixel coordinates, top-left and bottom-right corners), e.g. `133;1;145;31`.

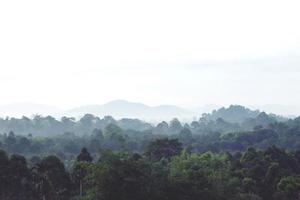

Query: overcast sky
0;0;299;109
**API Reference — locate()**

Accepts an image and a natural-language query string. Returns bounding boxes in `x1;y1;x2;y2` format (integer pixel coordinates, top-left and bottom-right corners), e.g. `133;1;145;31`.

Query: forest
1;105;300;200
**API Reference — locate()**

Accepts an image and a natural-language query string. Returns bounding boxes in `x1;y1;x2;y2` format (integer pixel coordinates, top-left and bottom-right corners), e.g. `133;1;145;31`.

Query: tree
88;139;102;153
0;150;10;199
72;161;92;198
169;118;182;134
4;131;17;152
145;138;183;161
8;154;33;200
37;156;72;200
16;137;31;153
63;140;80;154
169;152;231;200
155;121;169;135
178;128;193;144
87;152;153;200
77;148;93;162
91;128;104;140
89;129;103;153
274;176;300;200
104;124;126;150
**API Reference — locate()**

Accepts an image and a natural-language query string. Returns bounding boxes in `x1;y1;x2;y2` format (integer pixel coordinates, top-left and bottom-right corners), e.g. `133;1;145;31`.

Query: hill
63;100;196;122
200;105;286;124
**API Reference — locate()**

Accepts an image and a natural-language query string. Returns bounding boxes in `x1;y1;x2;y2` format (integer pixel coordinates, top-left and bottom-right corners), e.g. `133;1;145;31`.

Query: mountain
200;105;287;125
0;101;293;123
0;102;62;118
63;100;196;122
201;105;260;123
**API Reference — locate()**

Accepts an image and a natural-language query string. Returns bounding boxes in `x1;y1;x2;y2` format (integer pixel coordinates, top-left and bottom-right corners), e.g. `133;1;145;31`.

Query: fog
0;0;300;112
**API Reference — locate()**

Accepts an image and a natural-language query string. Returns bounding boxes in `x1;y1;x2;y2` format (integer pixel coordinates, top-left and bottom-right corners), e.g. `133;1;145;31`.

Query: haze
0;0;300;112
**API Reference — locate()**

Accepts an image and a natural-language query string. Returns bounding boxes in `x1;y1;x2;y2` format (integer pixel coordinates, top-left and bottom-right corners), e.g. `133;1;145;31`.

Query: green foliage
86;152;155;200
145;138;183;161
169;151;231;200
77;148;93;162
0;108;300;200
0;145;299;200
275;176;300;200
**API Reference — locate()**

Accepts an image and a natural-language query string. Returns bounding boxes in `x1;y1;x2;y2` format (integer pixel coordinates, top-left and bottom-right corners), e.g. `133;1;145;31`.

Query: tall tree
145;138;183;161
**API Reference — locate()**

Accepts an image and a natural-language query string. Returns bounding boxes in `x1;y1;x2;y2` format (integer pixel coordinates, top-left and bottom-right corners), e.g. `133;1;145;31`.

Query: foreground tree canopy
0;105;300;199
0;144;300;200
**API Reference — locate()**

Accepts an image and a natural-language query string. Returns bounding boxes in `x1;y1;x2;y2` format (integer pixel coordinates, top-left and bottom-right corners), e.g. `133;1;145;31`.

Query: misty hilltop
0;103;292;136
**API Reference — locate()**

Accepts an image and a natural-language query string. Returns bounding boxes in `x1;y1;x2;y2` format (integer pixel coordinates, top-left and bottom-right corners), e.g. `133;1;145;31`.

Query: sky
0;0;300;110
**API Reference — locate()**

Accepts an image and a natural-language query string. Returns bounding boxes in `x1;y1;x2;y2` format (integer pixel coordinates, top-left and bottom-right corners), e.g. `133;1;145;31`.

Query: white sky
0;0;300;109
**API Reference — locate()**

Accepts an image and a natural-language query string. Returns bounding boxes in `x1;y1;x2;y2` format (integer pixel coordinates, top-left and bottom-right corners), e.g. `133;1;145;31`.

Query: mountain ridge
64;100;196;122
0;100;298;122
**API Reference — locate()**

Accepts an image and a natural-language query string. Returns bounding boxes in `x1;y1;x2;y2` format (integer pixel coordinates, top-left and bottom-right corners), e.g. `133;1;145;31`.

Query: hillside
200;105;286;124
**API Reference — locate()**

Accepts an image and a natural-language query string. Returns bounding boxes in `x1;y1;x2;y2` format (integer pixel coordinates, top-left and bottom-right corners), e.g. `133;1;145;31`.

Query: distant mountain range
63;100;196;122
0;100;299;122
0;100;197;122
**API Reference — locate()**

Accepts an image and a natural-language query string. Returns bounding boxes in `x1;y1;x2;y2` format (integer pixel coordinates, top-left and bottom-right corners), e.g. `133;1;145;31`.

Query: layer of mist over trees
1;105;298;159
1;105;300;200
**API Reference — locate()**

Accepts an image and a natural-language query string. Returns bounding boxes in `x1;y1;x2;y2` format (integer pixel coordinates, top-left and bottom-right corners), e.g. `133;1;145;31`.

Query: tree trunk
80;180;83;197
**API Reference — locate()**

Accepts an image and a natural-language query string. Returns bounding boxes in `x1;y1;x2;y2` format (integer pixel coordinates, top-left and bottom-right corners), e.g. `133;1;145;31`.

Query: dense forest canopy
1;105;300;200
1;105;299;160
1;140;300;200
0;105;288;136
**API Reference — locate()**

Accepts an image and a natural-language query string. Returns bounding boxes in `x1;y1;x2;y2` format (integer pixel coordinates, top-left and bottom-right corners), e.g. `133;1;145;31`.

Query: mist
0;0;300;110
